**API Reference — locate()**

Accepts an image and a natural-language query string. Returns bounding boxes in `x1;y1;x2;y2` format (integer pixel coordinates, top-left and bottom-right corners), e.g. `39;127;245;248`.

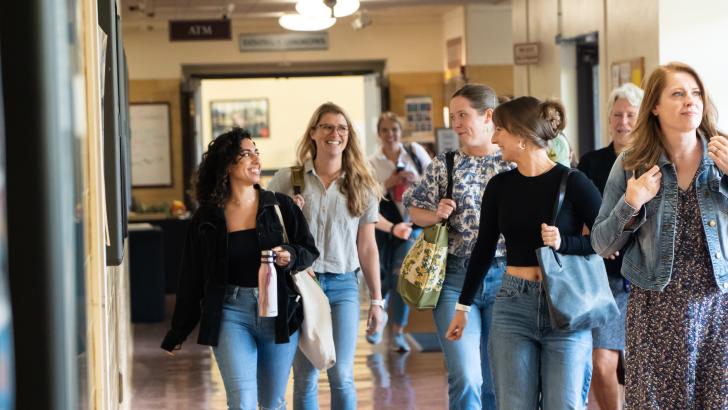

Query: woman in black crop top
446;97;603;409
161;128;319;409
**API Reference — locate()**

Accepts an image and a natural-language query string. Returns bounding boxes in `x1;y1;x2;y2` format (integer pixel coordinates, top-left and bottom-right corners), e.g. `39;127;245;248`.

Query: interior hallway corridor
132;296;449;409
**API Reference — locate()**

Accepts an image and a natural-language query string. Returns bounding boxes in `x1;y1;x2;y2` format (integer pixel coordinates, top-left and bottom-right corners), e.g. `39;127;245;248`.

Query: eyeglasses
316;123;349;136
237;149;261;160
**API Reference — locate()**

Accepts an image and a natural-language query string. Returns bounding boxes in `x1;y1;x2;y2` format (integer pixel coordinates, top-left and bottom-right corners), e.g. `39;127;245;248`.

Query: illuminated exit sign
169;20;231;41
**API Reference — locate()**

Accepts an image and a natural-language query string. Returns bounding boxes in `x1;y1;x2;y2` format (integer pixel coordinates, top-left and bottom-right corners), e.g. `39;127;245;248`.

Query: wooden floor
131;296;449;409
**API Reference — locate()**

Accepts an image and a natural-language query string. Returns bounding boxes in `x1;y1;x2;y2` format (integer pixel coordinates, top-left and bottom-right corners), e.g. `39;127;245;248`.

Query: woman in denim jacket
161;128;319;409
591;62;728;409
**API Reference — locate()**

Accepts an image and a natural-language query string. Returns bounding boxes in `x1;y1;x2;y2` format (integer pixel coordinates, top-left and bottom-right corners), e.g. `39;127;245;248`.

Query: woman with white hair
578;82;644;410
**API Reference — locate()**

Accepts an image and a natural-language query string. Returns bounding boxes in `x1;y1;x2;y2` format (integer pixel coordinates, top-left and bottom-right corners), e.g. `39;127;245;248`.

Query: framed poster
405;96;433;134
436;128;460;154
610;57;644;89
210;98;270;138
129;102;173;187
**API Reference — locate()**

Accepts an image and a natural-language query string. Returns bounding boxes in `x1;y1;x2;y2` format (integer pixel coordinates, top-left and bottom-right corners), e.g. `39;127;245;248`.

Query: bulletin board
610;57;644;89
129;102;173;187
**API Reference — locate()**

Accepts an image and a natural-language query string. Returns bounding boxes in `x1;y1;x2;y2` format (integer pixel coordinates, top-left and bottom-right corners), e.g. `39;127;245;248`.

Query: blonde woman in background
368;111;432;352
268;102;384;410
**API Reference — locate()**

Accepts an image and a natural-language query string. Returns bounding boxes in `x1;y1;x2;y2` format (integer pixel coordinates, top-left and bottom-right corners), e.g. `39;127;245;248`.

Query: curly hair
296;102;381;217
194;128;253;206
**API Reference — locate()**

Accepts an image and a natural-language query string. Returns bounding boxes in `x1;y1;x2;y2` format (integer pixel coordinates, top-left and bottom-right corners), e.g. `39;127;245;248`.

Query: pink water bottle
258;250;278;317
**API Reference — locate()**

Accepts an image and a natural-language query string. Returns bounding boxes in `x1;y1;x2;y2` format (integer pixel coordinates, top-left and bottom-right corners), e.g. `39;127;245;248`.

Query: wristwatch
370;299;385;308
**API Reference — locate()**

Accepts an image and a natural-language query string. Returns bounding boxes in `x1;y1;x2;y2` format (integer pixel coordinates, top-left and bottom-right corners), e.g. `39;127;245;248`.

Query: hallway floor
131;296;449;409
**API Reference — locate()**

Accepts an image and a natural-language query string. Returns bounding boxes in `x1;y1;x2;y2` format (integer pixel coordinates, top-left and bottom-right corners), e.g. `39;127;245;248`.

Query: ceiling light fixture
278;14;336;31
296;0;360;18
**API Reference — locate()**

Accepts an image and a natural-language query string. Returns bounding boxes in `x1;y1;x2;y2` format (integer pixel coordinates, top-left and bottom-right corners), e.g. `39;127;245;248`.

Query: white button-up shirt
268;159;379;274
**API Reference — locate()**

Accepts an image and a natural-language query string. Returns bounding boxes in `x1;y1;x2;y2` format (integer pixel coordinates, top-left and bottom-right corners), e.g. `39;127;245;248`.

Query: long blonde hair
623;62;722;172
296;102;382;216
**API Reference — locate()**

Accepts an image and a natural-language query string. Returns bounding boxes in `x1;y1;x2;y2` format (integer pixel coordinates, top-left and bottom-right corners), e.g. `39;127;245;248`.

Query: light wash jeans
381;228;421;327
432;254;505;410
213;286;299;410
489;273;593;410
293;271;359;410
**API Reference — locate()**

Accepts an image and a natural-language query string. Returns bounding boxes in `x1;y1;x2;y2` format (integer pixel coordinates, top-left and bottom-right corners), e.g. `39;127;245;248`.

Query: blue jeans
293;272;359;410
381;228;421;327
213;286;300;410
489;274;593;409
433;254;505;410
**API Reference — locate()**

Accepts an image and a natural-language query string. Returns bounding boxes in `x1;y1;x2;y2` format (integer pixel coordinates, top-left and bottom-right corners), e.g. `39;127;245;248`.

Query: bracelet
370;299;385;308
389;224;396;235
455;303;471;312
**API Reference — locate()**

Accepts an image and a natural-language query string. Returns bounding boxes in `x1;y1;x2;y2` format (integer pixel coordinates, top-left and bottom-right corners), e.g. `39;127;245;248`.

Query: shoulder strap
403;143;423;175
550;167;572;226
445;150;456;200
290;166;305;196
273;204;290;244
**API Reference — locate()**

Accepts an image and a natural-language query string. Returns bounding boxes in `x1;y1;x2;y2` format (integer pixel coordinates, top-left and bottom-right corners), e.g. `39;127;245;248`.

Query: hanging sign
239;32;329;52
169;20;231;41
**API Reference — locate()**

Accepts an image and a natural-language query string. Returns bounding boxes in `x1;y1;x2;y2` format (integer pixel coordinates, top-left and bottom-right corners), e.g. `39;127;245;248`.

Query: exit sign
169;20;231;41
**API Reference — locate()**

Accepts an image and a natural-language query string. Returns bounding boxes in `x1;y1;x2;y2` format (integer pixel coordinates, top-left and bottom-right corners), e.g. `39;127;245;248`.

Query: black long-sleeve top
459;164;602;305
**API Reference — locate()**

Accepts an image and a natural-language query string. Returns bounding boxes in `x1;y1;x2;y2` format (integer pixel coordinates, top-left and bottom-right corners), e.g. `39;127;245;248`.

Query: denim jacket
591;136;728;293
161;187;319;351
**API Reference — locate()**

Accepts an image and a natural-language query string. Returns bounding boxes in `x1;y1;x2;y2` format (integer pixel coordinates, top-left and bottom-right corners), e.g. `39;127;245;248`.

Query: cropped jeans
432;254;505;410
489;273;593;409
293;271;359;410
212;286;299;410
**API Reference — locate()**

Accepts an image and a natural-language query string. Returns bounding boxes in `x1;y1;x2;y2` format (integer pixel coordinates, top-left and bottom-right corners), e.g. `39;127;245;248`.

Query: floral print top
403;150;513;257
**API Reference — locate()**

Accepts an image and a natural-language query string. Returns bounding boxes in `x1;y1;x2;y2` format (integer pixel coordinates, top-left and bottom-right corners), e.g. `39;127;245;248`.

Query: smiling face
449;96;491;148
609;98;639;149
491;126;522;162
227;138;261;186
310;112;349;158
653;71;704;136
377;118;401;146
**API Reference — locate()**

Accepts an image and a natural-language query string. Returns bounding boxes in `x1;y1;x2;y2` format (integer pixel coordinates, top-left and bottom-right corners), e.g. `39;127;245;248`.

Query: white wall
466;4;514;65
200;76;367;171
124;15;445;79
659;0;728;129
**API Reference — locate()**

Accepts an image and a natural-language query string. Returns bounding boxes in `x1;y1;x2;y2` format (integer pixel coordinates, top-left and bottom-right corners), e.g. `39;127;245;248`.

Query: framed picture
404;96;433;135
129;102;173;188
610;57;644;89
436;127;460;154
210;98;270;138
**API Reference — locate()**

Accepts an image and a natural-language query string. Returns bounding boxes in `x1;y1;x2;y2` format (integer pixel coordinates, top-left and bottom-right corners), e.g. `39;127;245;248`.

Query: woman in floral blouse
404;84;512;410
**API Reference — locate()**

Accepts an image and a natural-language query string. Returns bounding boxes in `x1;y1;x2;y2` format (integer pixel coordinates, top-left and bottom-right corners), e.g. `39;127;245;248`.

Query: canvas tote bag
397;151;455;309
274;204;336;370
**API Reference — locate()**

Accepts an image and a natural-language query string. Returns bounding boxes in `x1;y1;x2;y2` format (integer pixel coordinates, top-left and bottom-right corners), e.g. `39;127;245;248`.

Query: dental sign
239;32;329;52
169;20;231;41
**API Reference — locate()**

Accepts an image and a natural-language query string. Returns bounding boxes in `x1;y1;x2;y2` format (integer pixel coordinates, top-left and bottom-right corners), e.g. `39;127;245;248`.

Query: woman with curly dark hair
161;128;319;410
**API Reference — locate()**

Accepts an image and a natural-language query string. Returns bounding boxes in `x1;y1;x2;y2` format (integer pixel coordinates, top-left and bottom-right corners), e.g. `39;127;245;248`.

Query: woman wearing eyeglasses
268;102;384;410
161;128;319;409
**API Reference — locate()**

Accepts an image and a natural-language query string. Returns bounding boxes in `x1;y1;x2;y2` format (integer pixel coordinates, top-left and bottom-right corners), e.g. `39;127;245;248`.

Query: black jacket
161;187;319;351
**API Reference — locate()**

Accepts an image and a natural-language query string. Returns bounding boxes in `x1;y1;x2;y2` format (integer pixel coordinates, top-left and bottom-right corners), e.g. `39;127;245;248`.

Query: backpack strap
290;166;305;196
403;143;423;175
